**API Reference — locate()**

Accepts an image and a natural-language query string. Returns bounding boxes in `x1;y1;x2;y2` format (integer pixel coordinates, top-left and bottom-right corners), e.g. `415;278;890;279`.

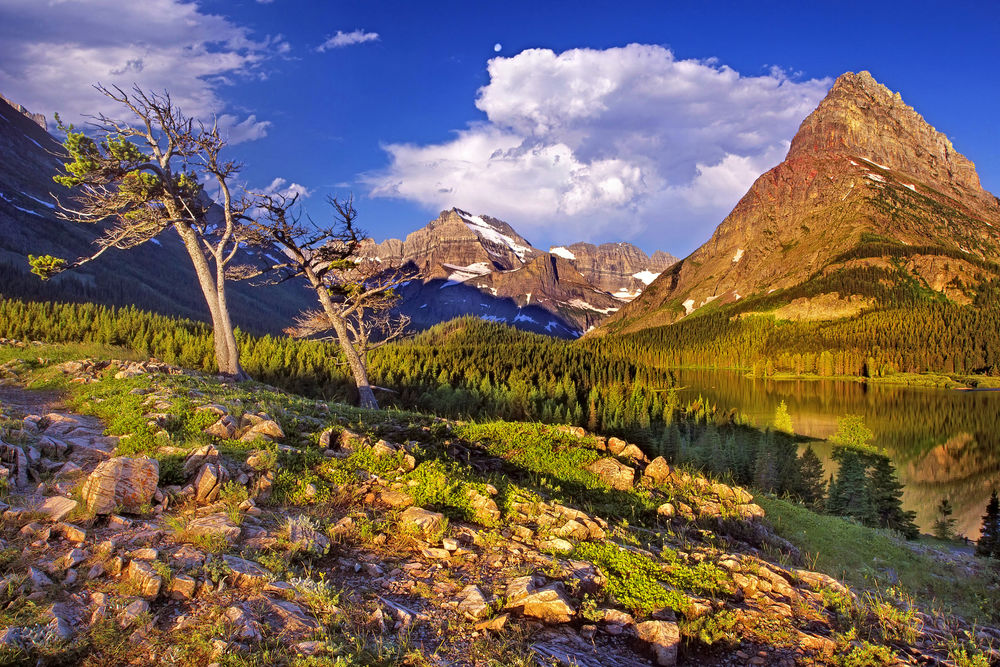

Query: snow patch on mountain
632;270;660;285
732;248;744;263
549;246;576;260
456;209;531;261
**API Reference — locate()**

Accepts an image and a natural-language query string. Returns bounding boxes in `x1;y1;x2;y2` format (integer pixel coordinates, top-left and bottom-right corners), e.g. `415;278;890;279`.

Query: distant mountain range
0;92;677;338
359;208;677;336
599;71;1000;335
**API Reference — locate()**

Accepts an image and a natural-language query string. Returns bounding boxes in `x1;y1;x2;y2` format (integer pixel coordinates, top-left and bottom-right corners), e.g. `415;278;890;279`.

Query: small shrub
574;542;689;615
679;609;740;646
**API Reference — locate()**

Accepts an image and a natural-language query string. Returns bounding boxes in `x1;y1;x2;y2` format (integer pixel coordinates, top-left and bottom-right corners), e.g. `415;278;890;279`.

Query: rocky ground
0;342;997;666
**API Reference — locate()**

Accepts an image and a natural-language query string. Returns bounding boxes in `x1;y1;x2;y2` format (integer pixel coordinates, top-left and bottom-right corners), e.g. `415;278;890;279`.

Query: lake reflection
671;369;1000;539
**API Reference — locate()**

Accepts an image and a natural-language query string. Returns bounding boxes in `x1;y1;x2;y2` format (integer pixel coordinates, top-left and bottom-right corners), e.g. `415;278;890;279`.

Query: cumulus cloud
366;44;830;251
316;30;380;52
0;0;285;136
263;177;311;200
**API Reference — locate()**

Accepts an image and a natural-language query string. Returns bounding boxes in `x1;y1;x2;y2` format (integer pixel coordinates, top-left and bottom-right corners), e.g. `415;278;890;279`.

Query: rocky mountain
0;93;313;333
361;208;673;337
550;242;678;300
600;71;1000;334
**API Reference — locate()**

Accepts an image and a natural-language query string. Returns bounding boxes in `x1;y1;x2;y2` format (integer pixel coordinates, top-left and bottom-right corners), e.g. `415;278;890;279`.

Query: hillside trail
0;384;66;416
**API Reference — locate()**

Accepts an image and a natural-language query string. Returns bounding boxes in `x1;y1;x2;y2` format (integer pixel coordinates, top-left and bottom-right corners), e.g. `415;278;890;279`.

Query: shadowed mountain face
360;208;676;337
0;94;313;333
601;71;1000;334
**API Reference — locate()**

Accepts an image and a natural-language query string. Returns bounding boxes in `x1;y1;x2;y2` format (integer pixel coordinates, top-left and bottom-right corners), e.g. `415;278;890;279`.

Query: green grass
758;495;1000;625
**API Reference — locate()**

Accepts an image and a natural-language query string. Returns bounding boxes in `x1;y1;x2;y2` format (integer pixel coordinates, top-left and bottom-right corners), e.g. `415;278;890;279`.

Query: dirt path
0;384;66;416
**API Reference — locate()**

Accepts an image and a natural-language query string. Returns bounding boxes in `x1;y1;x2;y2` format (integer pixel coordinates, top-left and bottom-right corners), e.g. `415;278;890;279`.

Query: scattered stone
223;555;271;588
119;600;150;628
183;444;220;476
192;462;230;503
169;574;197;600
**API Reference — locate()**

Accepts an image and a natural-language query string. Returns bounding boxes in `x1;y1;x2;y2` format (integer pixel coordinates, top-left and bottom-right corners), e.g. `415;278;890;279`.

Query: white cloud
217;114;272;145
366;44;830;251
264;177;311;200
0;0;284;137
316;30;380;52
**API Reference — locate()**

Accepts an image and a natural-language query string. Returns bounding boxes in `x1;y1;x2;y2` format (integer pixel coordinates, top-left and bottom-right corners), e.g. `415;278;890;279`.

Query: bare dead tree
30;84;256;379
243;194;414;409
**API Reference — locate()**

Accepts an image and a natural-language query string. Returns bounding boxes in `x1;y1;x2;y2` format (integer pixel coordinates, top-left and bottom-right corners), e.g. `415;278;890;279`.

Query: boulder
286;518;331;556
183;445;220;477
185;513;241;545
80;457;159;514
636;620;680;666
584;458;635;490
399;507;447;540
456;584;491;620
192;462;230;503
606;437;628;456
125;560;162;598
37;496;78;522
204;416;239;440
643;457;673;486
505;576;575;623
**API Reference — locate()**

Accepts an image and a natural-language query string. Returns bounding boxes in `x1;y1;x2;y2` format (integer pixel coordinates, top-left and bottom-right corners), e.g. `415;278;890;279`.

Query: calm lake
671;369;1000;539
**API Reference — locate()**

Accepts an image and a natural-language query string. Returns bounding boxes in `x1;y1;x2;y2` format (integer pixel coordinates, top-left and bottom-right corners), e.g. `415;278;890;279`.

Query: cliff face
600;71;1000;334
361;208;675;337
551;242;678;300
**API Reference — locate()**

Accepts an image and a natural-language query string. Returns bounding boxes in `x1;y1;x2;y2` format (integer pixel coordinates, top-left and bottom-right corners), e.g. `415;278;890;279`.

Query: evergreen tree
827;448;876;524
977;490;1000;559
797;445;827;509
932;497;956;541
867;454;919;538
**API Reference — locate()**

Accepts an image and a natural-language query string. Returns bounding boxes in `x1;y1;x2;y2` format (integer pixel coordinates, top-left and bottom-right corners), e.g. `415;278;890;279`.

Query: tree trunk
173;223;247;379
309;277;378;410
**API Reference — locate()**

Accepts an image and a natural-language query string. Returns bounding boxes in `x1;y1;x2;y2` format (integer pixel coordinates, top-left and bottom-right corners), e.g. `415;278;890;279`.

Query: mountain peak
785;70;993;212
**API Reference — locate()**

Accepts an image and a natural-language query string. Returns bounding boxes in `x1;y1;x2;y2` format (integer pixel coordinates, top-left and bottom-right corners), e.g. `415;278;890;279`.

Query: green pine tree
976;490;1000;559
867;454;919;539
797;445;827;510
827;448;876;524
932;497;956;541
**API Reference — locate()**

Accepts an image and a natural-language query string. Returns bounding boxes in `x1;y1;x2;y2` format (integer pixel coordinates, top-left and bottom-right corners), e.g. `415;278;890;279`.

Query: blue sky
1;0;997;255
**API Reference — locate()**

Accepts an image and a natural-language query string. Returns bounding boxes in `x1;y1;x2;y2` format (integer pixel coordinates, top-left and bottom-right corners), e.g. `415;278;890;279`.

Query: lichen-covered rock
80;457;158;514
